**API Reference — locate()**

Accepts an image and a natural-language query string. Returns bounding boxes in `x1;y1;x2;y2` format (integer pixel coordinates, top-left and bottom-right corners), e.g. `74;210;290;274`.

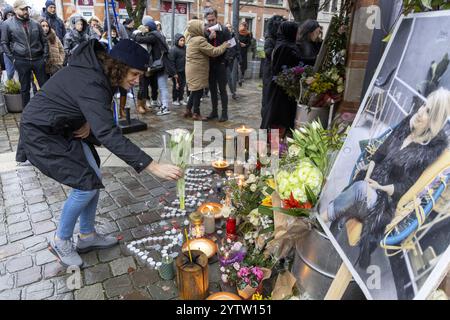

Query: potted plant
1;79;23;113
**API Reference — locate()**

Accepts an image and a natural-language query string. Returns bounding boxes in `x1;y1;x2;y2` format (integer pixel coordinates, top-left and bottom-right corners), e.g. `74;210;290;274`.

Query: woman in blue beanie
16;39;183;268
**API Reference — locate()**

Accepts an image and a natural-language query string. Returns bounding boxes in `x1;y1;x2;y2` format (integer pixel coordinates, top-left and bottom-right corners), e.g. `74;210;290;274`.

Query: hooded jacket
16;39;153;190
42;9;66;41
169;33;186;73
185;20;228;91
1;16;49;61
63;15;89;57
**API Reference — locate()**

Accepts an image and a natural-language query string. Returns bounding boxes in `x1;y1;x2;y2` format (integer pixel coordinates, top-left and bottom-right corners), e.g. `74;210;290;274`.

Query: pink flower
237;267;250;278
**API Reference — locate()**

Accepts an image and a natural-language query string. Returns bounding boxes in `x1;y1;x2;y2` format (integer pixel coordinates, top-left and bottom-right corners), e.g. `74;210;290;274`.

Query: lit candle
204;205;215;234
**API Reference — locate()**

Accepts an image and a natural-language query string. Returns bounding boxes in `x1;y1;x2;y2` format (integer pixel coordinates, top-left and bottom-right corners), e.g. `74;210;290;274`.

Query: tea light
212;160;229;173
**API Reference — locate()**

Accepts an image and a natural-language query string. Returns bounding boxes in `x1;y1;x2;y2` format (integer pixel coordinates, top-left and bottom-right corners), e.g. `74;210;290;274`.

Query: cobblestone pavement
0;80;262;300
0;165;231;300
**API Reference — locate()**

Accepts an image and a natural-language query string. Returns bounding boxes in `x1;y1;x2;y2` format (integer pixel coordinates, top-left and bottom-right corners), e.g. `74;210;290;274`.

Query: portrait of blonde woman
321;88;450;269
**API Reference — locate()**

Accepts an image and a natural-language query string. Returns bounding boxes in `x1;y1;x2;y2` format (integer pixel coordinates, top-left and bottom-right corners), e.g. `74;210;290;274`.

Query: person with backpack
134;19;176;116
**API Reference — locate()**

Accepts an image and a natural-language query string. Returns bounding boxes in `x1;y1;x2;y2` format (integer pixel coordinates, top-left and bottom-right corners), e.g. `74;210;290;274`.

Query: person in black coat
16;39;182;267
169;33;186;106
261;15;286;118
321;89;450;269
41;0;66;42
260;21;301;137
238;22;252;86
204;8;232;121
134;19;176;116
297;19;322;66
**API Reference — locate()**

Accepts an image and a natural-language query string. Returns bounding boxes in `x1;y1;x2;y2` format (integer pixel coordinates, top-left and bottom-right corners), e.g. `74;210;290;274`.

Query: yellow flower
252;293;263;300
261;196;272;207
267;179;276;189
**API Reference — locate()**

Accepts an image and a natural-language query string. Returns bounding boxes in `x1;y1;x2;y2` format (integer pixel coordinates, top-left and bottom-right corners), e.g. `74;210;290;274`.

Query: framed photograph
317;11;450;300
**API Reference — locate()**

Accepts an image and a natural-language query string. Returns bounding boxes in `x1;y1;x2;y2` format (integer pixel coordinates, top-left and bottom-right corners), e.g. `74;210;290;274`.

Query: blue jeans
56;142;102;240
327;181;378;222
157;72;169;108
3;54;15;80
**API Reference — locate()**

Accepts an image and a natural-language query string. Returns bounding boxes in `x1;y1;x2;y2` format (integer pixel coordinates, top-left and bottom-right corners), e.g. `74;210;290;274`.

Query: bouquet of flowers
274;64;314;104
305;66;344;109
168;129;193;209
275;160;323;216
218;238;247;268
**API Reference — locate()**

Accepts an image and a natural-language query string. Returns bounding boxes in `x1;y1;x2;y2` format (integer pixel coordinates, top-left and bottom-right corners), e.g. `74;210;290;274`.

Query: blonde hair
413;87;450;144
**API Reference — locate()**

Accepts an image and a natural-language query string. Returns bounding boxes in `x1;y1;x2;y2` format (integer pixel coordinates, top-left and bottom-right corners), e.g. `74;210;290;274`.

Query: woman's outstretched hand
146;162;183;181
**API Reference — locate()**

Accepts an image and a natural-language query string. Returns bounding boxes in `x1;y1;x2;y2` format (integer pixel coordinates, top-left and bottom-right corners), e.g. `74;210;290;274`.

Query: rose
288;144;300;157
221;274;229;283
221;205;232;218
233;262;240;271
231;242;243;252
246;174;257;184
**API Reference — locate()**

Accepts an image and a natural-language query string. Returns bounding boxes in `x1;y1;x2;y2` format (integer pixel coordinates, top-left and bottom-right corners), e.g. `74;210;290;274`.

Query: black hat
109;39;149;71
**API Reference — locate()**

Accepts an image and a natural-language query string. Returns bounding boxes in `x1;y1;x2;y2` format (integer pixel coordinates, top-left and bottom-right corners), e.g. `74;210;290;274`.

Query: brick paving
0;80;263;300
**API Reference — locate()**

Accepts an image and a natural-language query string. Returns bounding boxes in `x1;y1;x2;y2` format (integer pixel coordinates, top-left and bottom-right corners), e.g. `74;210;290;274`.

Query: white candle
204;206;215;234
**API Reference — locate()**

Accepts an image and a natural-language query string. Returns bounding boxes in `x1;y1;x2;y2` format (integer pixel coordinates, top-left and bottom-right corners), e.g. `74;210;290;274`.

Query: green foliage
1;80;21;94
403;0;450;13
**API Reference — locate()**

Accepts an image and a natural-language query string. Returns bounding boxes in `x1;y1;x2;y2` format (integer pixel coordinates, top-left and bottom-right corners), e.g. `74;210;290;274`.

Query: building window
265;0;283;6
322;0;339;13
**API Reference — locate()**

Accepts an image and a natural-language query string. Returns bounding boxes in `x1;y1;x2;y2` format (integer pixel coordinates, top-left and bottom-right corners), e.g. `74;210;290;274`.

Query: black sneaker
219;115;228;122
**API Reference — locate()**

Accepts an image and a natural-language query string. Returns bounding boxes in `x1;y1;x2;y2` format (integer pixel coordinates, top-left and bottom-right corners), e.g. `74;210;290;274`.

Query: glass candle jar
226;216;236;239
189;212;205;238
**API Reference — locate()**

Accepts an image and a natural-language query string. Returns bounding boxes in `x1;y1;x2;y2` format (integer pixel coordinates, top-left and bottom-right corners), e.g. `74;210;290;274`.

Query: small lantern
189;212;205;238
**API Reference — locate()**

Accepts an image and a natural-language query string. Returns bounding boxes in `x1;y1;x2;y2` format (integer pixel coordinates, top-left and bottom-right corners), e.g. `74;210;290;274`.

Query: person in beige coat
184;19;229;121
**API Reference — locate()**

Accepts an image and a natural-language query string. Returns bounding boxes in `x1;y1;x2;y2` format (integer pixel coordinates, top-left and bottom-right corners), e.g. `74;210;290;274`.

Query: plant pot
295;104;330;128
291;227;365;300
237;282;262;300
4;93;23;113
0;93;7;116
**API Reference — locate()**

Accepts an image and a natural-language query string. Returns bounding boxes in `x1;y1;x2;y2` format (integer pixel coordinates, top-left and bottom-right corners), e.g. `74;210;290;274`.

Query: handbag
145;43;165;77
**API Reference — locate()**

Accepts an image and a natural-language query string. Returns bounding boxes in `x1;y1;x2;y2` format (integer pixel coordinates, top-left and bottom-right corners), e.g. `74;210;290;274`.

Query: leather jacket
1;17;49;61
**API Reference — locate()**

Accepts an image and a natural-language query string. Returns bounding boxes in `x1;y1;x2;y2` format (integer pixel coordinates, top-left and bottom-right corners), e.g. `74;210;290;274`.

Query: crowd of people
260;16;323;137
0;1;259;123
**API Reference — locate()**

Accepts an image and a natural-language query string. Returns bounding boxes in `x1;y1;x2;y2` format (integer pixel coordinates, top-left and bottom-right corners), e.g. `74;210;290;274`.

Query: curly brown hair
95;50;130;87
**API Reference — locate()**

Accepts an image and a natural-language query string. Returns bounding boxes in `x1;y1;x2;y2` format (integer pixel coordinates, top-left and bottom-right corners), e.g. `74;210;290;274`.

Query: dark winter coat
134;30;176;77
337;113;449;268
169;33;185;73
16;39;153;190
63;15;89;58
238;31;252;71
297;38;321;66
206;24;231;65
42;10;66;41
260;22;301;130
261;16;285;117
1;16;49;61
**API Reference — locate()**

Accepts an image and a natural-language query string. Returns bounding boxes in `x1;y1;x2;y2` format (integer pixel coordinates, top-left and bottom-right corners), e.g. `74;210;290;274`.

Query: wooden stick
324;262;353;300
184;228;193;263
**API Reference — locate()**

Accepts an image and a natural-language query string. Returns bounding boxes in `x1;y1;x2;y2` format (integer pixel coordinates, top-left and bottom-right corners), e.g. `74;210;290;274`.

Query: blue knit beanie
144;19;157;32
109;39;149;71
45;0;55;8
